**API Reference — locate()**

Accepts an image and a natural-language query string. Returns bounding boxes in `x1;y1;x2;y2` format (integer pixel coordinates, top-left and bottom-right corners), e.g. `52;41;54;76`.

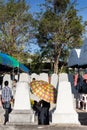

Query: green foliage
54;0;70;13
0;0;34;62
30;54;43;73
36;0;85;73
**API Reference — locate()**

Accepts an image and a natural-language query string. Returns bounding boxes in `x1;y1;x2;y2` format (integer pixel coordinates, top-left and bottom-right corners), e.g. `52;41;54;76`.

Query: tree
0;0;34;62
36;0;85;73
30;53;43;73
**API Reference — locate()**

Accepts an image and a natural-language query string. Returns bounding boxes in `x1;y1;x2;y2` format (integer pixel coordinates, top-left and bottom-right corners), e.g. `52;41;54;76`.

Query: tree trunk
54;55;59;74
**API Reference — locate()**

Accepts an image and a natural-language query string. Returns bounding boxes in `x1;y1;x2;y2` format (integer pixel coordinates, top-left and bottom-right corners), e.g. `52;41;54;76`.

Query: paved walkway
0;109;87;130
0;124;87;130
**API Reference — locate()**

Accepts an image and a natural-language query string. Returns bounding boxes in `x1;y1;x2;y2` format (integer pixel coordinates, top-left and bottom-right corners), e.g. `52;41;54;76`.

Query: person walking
1;81;12;125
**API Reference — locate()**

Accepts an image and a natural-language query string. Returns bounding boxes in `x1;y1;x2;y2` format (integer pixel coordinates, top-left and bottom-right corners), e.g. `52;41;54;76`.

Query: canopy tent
0;53;13;67
78;38;87;67
0;53;19;68
68;49;81;68
0;52;29;73
19;63;29;73
7;55;19;68
68;38;87;70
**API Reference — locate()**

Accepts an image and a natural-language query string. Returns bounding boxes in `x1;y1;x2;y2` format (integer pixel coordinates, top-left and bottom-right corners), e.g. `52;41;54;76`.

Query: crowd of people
74;74;87;110
74;74;87;94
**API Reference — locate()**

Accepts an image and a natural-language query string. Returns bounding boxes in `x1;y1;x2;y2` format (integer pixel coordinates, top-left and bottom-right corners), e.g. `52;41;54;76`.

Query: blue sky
76;0;87;21
28;0;87;21
28;0;45;13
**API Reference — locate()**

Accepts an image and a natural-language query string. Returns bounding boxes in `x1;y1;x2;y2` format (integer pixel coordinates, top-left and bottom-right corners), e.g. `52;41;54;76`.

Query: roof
68;49;81;67
78;38;87;67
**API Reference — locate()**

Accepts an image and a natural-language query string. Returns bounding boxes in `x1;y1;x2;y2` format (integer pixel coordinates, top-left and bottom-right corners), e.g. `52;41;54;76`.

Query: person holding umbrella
30;80;57;125
39;100;50;125
32;99;50;125
30;80;57;104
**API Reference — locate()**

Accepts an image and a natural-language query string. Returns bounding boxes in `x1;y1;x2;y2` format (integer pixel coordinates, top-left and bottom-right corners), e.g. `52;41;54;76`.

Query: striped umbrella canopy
30;80;57;104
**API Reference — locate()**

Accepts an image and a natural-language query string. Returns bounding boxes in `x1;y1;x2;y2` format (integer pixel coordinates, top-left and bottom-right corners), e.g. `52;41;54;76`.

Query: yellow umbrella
30;80;57;104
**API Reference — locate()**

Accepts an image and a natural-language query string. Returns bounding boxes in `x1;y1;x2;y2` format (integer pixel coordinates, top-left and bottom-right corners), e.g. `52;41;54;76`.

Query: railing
77;94;87;111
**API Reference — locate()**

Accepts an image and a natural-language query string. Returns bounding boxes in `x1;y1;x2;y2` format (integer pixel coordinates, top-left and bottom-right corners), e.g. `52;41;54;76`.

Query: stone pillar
9;81;34;124
39;73;49;82
52;81;80;124
0;106;4;124
30;73;39;81
19;73;31;83
51;73;58;89
59;73;69;82
0;95;4;124
2;74;12;88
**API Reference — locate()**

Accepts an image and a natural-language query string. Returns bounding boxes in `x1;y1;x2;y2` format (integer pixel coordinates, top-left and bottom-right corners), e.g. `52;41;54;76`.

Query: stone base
52;112;80;125
9;110;34;124
0;107;4;124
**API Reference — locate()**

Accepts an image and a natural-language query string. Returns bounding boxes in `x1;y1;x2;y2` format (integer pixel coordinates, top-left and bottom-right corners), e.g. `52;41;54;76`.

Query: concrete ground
0;124;87;130
0;109;87;130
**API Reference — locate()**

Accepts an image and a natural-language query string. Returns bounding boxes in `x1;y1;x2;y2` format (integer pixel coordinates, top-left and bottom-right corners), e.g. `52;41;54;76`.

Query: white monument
19;73;31;83
68;74;79;109
0;95;4;124
9;82;34;124
14;82;31;110
2;74;12;88
51;73;58;89
59;73;69;82
30;73;39;81
52;81;80;124
39;73;49;82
